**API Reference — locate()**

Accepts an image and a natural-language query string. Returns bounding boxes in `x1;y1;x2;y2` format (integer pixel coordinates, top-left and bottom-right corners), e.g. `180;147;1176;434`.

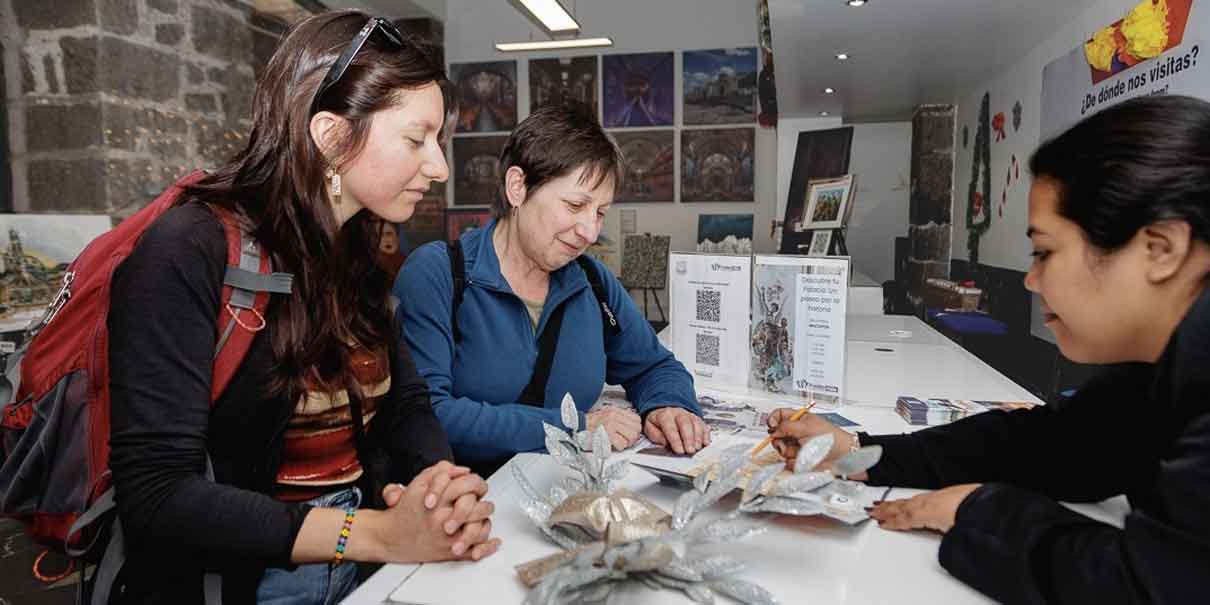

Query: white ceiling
769;0;1102;122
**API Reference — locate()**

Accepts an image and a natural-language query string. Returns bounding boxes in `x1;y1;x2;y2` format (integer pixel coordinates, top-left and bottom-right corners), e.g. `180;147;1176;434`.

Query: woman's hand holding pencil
762;406;864;476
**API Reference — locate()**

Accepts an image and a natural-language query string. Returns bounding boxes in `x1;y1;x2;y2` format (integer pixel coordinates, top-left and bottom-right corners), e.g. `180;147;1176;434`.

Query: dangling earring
327;166;342;205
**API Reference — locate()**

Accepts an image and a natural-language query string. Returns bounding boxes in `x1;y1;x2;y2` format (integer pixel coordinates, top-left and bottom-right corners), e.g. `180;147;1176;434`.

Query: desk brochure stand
669;253;850;409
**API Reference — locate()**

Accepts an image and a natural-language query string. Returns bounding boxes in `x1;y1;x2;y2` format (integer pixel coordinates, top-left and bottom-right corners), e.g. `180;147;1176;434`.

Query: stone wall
3;0;288;215
906;104;955;305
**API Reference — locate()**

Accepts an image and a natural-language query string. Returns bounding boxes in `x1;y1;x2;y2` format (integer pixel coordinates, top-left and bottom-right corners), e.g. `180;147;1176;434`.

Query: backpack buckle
29;271;75;338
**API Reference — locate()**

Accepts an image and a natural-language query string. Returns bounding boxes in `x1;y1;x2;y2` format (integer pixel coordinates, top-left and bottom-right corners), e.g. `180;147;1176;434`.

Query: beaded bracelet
333;507;357;566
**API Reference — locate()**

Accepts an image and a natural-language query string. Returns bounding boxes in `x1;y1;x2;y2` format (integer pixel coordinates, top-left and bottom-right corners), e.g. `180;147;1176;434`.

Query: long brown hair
186;10;454;404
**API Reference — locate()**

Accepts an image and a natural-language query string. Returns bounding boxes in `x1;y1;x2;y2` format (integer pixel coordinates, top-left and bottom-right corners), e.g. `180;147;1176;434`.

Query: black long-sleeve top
861;287;1210;604
107;203;453;604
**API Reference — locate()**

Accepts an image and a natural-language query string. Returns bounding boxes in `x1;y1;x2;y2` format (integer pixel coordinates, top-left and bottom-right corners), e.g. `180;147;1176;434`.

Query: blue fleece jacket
394;219;699;464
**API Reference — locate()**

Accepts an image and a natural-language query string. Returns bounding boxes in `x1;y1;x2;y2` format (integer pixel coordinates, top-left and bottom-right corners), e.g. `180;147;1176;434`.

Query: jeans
256;487;362;605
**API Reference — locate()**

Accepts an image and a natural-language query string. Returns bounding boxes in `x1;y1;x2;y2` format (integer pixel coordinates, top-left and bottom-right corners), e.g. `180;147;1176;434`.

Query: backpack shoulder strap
448;240;466;343
575;256;621;340
208;206;293;402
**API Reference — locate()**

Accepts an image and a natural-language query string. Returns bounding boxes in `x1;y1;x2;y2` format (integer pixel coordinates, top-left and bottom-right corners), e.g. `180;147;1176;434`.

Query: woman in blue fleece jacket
395;103;706;473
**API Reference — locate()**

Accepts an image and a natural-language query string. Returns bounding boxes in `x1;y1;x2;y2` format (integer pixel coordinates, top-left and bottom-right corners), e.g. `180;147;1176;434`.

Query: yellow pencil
750;401;816;457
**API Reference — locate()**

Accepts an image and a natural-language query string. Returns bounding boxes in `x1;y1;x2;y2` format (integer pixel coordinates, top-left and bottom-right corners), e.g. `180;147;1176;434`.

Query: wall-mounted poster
529;56;598;115
681;128;755;202
1040;0;1202;141
446;208;492;242
603;52;674;127
613;130;674;203
452;135;506;206
683;47;758;125
450;61;517;133
0;214;111;336
696;214;753;255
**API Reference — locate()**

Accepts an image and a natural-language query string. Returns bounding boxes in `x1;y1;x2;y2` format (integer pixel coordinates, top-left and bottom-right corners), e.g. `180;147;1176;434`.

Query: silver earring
327;166;342;205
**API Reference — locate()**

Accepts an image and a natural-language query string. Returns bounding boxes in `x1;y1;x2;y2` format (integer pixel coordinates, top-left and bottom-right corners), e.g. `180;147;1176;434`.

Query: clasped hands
375;460;501;562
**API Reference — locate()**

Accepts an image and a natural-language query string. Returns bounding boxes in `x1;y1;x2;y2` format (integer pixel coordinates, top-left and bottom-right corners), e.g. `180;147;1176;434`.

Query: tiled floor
0;518;79;605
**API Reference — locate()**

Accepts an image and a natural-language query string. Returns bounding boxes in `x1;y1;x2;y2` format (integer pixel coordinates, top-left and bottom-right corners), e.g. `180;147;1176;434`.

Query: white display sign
792;257;849;410
668;253;751;389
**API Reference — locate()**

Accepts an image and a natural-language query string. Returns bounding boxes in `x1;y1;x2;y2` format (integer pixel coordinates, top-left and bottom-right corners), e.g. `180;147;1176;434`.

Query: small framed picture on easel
806;230;833;256
801;175;855;231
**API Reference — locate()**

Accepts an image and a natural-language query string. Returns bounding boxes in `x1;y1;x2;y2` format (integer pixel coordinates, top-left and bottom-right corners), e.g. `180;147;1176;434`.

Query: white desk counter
347;316;1048;604
348;447;1125;605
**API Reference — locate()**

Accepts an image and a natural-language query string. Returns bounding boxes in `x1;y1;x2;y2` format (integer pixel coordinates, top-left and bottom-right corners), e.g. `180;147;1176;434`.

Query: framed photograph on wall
806;230;833;256
603;52;675;127
529;56;598;115
450;61;517;133
452;135;507;206
801;175;855;230
682;47;758;125
613;130;675;203
681;128;755;202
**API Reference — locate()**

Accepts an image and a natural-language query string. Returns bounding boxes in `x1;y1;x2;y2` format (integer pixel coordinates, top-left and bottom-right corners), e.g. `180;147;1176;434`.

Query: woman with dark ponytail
765;95;1210;603
107;11;498;604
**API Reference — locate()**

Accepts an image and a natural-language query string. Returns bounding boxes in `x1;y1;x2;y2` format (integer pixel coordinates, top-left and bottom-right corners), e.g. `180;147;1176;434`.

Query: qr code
696;289;721;322
695;333;720;366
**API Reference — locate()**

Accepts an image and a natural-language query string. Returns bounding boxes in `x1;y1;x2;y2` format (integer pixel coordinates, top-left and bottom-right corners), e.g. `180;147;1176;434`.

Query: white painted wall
952;0;1141;272
846;122;912;285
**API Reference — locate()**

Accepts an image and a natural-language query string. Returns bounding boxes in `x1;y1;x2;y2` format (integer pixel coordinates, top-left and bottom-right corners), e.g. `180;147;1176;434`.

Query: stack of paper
895;396;1036;426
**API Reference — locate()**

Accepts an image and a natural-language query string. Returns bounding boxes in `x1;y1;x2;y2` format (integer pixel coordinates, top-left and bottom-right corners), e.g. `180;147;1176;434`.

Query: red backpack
0;171;291;595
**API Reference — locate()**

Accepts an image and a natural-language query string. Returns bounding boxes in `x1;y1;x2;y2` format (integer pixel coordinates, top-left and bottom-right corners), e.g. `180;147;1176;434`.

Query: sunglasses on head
310;16;406;114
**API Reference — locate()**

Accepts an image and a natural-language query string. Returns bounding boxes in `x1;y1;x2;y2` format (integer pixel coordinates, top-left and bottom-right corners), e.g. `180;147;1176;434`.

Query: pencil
750;401;816;457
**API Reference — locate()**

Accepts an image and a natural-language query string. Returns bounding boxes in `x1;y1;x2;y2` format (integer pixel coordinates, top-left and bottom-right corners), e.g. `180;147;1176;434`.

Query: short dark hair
1030;95;1210;252
494;101;623;218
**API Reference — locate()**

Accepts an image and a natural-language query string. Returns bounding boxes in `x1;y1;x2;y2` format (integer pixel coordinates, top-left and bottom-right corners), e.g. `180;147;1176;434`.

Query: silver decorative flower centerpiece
514;395;777;604
730;433;884;525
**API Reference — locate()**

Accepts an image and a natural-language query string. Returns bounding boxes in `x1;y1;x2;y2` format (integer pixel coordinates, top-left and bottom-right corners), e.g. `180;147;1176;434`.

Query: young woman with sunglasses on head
106;11;499;604
766;95;1210;603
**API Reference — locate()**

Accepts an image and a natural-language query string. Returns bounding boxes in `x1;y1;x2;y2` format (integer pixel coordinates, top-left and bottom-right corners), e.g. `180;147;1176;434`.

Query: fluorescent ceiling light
835;53;849;60
512;0;580;34
824;87;835;94
495;37;613;52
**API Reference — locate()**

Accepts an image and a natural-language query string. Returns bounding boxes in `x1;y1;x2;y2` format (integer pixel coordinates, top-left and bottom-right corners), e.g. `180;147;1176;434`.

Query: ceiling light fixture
495;37;614;52
835;53;849;60
824;87;835;94
846;0;868;7
510;0;580;34
820;111;831;116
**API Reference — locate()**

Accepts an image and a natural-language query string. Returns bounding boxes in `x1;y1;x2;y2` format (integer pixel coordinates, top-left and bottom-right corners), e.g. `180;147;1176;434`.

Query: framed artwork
801;175;855;230
681;128;755;202
452;135;507;206
0;214;111;335
602;52;674;127
778;127;853;253
613;130;674;203
620;234;671;289
446;208;492;242
696;214;753;255
806;230;833;257
450;61;517;133
683;47;757;125
529;56;598;115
